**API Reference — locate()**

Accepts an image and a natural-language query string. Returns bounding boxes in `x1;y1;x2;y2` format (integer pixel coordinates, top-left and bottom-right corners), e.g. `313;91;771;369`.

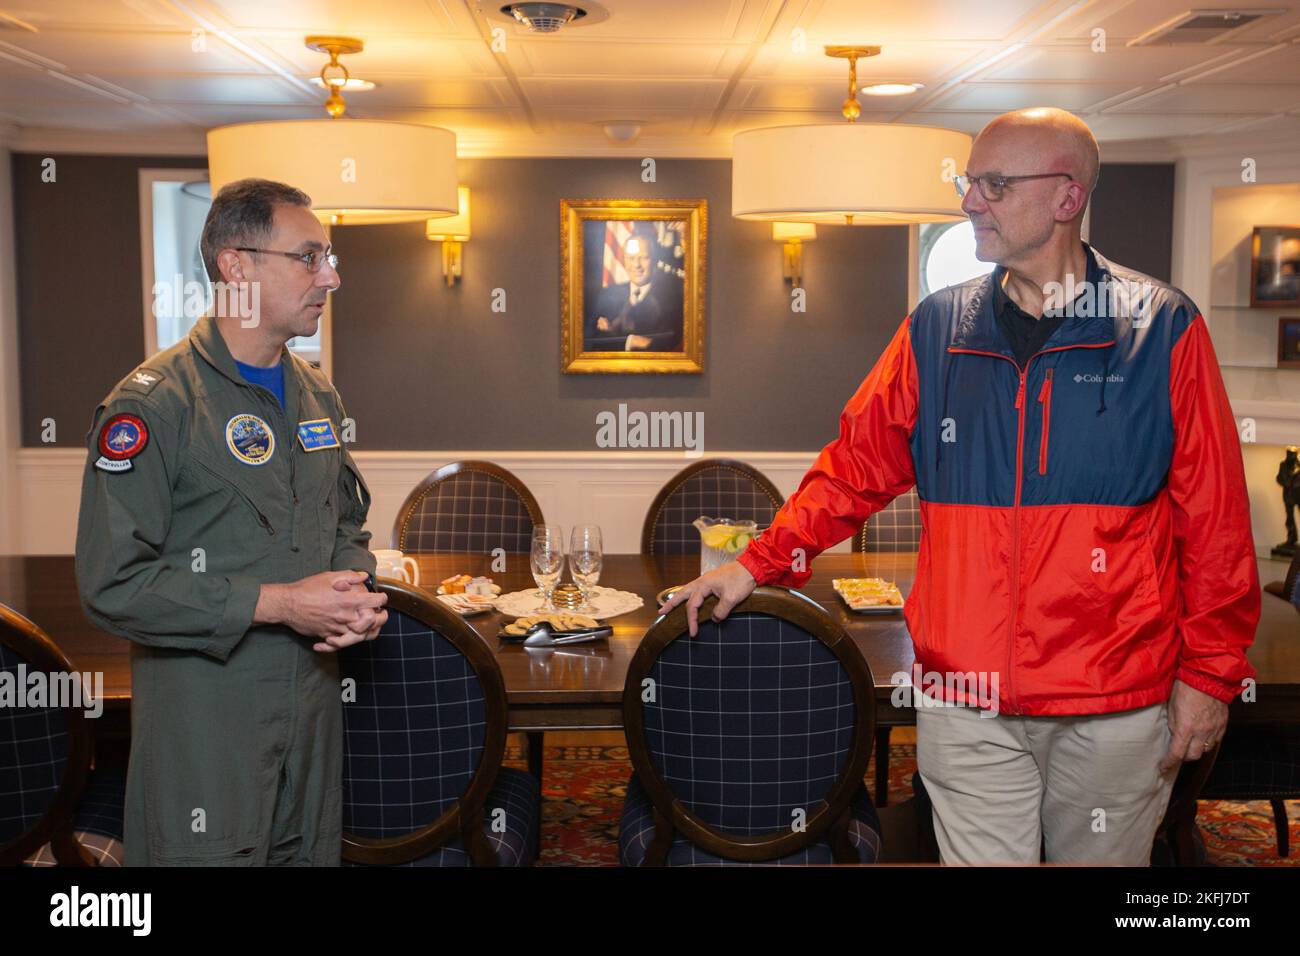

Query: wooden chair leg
1272;799;1290;858
526;731;545;780
874;725;892;807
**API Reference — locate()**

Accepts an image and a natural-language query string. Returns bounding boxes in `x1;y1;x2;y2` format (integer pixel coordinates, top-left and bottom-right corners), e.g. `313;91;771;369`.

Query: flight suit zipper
190;456;275;534
244;380;302;555
946;341;1113;714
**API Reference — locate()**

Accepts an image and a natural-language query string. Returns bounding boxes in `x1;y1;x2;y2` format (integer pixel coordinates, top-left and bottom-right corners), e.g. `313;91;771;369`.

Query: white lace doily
493;585;644;620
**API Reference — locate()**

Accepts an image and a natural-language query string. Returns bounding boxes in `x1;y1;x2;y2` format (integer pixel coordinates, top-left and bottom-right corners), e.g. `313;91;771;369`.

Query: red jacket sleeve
738;317;919;589
1168;314;1259;703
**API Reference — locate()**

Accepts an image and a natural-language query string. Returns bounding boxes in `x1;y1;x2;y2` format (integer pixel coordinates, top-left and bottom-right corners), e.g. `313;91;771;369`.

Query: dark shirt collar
990;242;1103;319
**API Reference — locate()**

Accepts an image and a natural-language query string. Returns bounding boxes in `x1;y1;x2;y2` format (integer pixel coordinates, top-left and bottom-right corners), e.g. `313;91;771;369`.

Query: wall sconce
426;186;472;286
773;222;816;288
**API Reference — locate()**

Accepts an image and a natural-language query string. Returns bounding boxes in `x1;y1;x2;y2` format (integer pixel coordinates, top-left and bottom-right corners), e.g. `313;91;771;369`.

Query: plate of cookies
499;612;603;641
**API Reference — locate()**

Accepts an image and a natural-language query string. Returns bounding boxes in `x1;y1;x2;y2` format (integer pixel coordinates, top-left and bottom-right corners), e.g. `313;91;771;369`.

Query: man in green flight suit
75;178;388;866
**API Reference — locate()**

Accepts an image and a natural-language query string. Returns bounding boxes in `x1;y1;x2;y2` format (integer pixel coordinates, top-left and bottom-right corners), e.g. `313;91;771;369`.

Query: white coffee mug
373;549;419;586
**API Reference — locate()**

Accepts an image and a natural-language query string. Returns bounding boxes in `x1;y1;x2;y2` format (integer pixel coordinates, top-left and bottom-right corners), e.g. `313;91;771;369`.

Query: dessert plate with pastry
831;577;905;614
436;573;502;616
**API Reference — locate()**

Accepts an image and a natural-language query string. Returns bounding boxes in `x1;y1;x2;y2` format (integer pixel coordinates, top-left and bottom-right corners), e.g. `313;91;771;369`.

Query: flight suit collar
189;314;305;427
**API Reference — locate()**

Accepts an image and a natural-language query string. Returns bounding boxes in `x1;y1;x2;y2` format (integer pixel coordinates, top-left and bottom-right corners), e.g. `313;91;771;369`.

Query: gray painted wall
330;158;909;451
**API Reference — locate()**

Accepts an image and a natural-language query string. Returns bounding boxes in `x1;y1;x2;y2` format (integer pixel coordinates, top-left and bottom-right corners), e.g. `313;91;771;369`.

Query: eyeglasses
233;247;339;273
952;172;1073;202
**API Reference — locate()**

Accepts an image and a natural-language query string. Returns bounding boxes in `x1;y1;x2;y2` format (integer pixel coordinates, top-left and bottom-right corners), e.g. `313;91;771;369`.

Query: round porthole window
919;220;994;298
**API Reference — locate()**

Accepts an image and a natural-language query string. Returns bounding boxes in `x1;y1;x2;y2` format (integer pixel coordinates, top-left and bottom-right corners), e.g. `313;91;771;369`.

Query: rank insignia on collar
296;418;340;452
95;413;148;473
226;413;275;466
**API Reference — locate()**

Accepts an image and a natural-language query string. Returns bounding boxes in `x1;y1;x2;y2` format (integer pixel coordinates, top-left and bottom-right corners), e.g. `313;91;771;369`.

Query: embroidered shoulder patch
95;413;149;473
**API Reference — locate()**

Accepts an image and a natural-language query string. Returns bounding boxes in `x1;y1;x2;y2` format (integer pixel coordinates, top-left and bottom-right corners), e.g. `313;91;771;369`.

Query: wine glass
530;525;564;612
569;525;603;613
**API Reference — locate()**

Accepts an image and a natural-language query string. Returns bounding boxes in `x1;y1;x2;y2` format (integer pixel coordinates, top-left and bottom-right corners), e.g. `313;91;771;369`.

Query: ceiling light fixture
731;46;971;226
861;82;923;96
207;36;459;226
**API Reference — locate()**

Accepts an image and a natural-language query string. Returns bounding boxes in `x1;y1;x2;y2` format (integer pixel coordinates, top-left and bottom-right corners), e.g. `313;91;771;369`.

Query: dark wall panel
13;153;207;446
1089;162;1175;283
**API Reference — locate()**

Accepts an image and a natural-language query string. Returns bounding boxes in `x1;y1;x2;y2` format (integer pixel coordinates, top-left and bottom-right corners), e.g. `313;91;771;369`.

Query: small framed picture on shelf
1251;226;1300;308
1280;318;1300;369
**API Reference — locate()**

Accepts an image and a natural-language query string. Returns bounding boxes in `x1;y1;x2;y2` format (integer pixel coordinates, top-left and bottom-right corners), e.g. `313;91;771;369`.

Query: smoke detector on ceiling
1129;8;1282;46
500;3;587;33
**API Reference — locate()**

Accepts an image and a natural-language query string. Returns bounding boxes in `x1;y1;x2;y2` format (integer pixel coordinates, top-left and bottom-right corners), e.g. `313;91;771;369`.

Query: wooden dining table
2;552;1298;797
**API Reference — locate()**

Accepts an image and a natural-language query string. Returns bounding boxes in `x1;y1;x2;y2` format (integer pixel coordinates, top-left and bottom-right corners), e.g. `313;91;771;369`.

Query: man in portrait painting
585;222;684;352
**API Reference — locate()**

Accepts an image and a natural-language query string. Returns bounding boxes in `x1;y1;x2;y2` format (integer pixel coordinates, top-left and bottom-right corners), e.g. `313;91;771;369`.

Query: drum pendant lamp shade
732;123;972;225
207;119;460;226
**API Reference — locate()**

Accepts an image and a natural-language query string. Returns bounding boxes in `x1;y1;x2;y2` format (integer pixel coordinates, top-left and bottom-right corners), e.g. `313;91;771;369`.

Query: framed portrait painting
1251;226;1300;308
560;198;706;373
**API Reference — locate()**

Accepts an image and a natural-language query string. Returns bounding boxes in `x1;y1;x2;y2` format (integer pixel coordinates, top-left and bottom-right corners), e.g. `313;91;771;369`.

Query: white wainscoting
12;448;844;556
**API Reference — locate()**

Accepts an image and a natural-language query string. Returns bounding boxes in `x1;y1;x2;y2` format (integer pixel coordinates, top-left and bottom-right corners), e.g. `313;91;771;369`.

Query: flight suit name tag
296;418;340;452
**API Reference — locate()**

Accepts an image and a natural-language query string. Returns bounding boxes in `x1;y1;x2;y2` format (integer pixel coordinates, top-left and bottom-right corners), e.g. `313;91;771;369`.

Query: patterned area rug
505;744;1299;867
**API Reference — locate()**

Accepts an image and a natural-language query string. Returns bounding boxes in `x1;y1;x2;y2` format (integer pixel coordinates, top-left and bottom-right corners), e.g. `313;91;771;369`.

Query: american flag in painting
601;221;633;287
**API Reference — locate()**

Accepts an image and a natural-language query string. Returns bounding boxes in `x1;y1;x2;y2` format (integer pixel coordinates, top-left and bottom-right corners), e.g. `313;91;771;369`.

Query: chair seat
352;769;540;867
1199;725;1300;799
618;772;882;866
24;766;126;867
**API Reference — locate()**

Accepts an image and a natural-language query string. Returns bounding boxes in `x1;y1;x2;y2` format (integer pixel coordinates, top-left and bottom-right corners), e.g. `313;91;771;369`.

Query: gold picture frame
561;198;707;374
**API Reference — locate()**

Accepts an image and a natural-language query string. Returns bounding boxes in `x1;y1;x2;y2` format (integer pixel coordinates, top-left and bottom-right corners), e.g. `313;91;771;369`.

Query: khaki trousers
915;701;1177;865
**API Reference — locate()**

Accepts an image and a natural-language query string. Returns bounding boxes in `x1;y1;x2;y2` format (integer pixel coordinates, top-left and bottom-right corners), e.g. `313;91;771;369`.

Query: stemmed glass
530;525;564;612
569;525;603;613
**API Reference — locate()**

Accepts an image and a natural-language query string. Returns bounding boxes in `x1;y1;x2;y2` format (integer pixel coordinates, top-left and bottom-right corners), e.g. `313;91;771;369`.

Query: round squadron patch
225;413;275;466
95;413;149;472
98;413;148;460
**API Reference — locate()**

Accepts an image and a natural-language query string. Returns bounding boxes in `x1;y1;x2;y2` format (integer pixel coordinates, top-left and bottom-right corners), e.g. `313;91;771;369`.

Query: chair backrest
1284;549;1299;605
339;580;508;866
623;587;875;863
0;604;94;866
641;459;785;555
393;460;545;554
854;487;922;552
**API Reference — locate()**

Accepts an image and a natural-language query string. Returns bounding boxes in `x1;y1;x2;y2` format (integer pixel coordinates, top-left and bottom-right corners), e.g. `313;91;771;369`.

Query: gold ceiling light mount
823;45;880;123
306;36;364;118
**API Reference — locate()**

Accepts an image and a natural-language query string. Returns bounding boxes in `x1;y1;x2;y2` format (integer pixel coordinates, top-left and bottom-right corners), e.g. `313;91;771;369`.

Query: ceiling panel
250;33;487;75
805;0;1054;43
0;0;189;29
1185;42;1300;83
1109;83;1300;113
976;42;1238;82
208;0;457;33
0;30;259;73
523;77;726;111
328;76;514;110
92;73;313;104
512;39;733;77
933;81;1136;112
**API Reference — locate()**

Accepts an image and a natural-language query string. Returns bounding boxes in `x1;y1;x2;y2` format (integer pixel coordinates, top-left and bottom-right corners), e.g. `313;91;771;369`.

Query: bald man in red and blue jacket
664;108;1259;864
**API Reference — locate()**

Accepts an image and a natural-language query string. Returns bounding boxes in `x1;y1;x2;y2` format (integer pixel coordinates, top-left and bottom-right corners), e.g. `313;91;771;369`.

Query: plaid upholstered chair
642;459;784;555
1;604;125;867
852;485;923;807
1194;725;1299;858
339;580;539;866
853;486;922;553
393;460;544;553
619;587;881;865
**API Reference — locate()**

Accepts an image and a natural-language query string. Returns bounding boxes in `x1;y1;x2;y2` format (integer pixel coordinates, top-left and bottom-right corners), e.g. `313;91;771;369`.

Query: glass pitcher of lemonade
693;517;758;575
